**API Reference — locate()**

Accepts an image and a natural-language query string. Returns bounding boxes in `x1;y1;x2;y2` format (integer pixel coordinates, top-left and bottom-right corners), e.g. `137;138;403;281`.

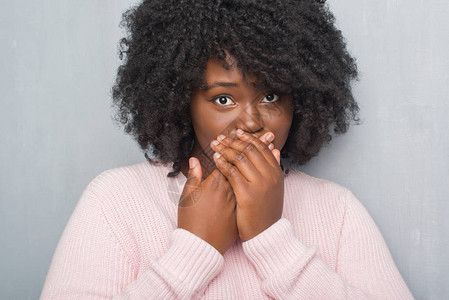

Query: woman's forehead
199;58;266;91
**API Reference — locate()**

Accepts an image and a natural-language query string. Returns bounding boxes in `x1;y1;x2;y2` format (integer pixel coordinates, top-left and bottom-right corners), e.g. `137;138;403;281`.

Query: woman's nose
236;102;264;134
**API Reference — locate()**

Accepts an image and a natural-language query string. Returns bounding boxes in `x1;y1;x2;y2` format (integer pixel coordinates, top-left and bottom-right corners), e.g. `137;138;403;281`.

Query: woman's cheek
273;120;293;150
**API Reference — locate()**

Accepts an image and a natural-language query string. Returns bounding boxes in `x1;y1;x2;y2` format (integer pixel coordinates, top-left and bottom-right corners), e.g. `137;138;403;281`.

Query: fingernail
214;152;221;159
268;143;274;150
211;140;219;146
265;133;274;142
189;158;196;169
217;134;226;141
236;129;244;135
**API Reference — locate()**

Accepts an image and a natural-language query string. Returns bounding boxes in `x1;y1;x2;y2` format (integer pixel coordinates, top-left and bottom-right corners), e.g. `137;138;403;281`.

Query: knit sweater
40;161;414;299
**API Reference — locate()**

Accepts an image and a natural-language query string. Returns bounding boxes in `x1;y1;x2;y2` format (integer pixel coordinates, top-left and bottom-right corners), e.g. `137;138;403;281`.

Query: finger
221;130;278;172
213;151;247;193
257;132;273;146
180;157;202;207
272;149;281;165
204;160;236;188
211;139;260;182
257;133;276;156
207;166;228;184
235;132;275;153
211;167;237;204
216;135;275;177
247;132;275;154
250;132;275;157
236;129;279;168
188;157;202;185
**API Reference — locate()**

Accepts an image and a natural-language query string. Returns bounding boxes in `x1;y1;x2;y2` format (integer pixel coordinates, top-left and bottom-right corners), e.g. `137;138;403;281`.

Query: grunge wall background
1;0;447;298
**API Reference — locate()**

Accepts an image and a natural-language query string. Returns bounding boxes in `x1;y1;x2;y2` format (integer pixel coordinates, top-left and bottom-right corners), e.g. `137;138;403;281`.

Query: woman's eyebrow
198;82;239;90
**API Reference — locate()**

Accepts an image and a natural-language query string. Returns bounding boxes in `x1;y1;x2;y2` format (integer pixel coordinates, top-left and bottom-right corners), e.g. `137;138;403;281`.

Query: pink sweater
41;162;413;299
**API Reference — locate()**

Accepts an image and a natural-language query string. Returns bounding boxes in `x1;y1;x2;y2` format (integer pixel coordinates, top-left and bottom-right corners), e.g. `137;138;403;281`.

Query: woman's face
188;58;294;175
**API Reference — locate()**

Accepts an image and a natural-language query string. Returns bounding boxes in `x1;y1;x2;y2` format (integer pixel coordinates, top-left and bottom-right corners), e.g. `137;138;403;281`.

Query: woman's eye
261;93;279;103
213;96;234;106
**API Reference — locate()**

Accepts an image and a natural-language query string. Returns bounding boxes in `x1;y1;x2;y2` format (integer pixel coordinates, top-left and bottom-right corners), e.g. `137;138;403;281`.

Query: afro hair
112;0;359;177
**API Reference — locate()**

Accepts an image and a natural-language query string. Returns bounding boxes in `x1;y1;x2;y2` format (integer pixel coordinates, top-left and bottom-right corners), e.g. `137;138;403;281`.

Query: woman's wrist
157;229;224;289
242;218;316;279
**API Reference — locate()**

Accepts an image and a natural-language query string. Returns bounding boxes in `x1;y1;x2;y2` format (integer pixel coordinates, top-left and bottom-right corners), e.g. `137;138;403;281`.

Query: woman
41;0;414;298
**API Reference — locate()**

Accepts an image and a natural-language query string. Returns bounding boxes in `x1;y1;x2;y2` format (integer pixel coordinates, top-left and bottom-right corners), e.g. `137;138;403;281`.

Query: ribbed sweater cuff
242;218;317;280
158;229;224;292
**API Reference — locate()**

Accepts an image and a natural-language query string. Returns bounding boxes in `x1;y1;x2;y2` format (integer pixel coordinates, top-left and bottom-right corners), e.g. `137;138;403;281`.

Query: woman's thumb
180;157;202;207
273;149;281;165
187;157;202;183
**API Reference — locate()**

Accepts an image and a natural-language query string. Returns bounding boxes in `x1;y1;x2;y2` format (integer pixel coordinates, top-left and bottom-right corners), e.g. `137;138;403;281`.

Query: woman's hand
210;129;284;242
178;133;278;254
178;159;238;255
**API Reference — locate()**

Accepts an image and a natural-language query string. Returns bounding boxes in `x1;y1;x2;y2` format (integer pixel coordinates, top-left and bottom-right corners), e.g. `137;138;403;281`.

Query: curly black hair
112;0;359;177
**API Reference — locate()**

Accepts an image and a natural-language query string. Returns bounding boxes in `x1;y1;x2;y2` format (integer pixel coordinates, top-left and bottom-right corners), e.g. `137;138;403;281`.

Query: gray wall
0;0;447;299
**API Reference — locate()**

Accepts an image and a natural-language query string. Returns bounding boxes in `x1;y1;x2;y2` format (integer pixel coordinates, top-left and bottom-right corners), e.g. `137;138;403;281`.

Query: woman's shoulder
83;161;177;202
284;166;350;199
282;167;364;246
283;166;358;219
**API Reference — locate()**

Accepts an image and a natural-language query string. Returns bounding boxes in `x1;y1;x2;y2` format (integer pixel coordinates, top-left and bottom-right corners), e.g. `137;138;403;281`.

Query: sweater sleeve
40;187;223;300
242;191;414;299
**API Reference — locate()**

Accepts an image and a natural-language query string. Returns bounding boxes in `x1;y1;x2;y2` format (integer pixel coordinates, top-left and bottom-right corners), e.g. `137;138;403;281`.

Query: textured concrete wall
1;0;447;298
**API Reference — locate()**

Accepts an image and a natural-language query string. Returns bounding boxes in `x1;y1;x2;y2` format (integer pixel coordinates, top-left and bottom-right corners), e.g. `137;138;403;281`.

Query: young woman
41;0;414;299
